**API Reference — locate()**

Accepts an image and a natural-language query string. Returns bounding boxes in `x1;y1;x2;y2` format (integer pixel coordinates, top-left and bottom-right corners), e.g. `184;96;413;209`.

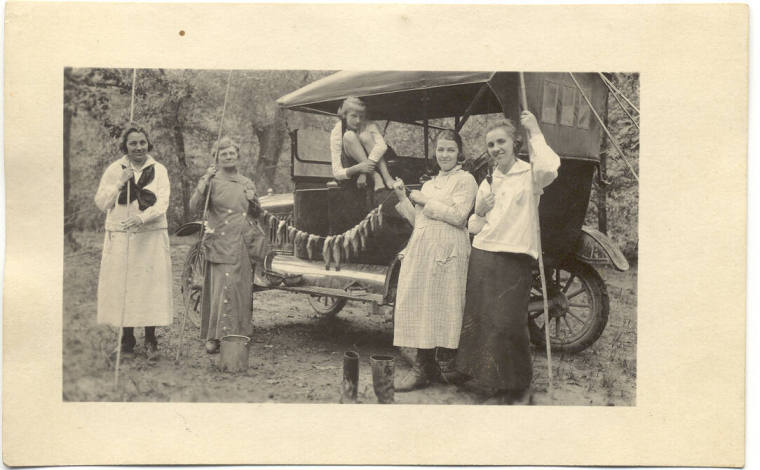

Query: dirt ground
63;231;637;405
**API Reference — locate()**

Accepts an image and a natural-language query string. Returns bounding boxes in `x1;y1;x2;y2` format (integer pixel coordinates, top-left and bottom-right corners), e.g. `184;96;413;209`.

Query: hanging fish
322;236;333;270
368;209;379;232
332;234;343;271
377;206;384;229
359;218;370;241
348;227;360;258
342;231;353;261
277;220;288;245
306;234;320;259
357;222;367;251
295;231;307;257
287;226;297;244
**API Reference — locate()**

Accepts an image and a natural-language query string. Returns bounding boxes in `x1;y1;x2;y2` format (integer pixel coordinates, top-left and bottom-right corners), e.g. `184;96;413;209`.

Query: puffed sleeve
330;122;349;180
394;197;416;225
422;172;478;228
137;163;171;224
94;161;122;212
528;133;561;192
467;181;490;234
365;123;388;163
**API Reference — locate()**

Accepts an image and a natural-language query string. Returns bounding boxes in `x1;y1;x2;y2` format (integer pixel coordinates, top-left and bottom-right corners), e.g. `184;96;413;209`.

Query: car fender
575;226;630;271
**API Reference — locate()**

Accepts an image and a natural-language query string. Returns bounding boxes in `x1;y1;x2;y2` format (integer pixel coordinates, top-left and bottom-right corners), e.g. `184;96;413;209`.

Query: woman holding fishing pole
455;110;560;404
190;137;269;354
95;123;173;361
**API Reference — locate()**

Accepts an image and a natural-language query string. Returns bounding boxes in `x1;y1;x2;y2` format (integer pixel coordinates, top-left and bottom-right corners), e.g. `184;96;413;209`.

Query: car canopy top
277;71;607;161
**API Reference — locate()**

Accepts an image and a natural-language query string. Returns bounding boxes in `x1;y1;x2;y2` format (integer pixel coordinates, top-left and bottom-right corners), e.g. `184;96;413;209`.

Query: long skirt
97;230;173;327
393;224;471;349
200;240;254;341
455;248;534;391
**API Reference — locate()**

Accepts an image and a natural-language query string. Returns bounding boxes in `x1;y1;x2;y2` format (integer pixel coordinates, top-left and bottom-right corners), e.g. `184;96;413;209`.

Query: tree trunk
63;102;80;250
253;106;286;191
171;105;192;223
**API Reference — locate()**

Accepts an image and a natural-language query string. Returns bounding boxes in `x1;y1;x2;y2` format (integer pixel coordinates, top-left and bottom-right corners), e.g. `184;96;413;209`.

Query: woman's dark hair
119;123;154;154
435;129;466;163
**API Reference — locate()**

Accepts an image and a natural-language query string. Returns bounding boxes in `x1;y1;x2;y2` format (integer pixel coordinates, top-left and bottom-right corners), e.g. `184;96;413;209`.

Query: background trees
64;69;638;260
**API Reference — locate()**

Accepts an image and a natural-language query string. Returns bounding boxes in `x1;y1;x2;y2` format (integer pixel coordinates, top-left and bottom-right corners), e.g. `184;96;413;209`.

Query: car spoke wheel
308;295;347;317
180;240;204;329
528;259;609;354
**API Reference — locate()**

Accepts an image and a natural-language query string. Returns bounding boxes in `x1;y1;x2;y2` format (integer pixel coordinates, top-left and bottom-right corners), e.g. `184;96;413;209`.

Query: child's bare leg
376;158;394;189
343;131;369;164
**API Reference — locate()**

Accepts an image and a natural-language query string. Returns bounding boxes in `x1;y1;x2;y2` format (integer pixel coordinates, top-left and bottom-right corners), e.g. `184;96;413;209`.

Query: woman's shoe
205;339;220;354
394;348;434;392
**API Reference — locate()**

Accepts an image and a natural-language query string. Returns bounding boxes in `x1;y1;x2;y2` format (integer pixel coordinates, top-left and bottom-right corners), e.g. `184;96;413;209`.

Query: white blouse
94;155;171;232
468;134;560;259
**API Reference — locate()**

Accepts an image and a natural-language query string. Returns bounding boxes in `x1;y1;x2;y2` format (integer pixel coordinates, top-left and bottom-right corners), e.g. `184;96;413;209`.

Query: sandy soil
63;231;636;405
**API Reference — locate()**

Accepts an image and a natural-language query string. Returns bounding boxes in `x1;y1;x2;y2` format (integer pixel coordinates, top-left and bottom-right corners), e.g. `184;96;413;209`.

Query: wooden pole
569;73;639;183
114;174;131;389
599;84;609;235
129;69;137;123
115;68;137;389
518;72;553;394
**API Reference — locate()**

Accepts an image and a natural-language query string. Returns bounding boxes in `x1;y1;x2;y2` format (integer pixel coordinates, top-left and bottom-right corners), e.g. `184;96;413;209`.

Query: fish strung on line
268;216;278;243
376;206;384;229
342;231;353;261
359;218;370;240
357;222;368;251
348;227;360;258
322;236;333;270
294;231;308;257
332;234;343;271
277;220;288;245
306;234;320;259
368;209;379;232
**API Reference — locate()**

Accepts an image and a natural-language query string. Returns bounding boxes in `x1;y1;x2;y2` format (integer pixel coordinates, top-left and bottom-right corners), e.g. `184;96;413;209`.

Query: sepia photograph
4;3;746;466
63;69;639;406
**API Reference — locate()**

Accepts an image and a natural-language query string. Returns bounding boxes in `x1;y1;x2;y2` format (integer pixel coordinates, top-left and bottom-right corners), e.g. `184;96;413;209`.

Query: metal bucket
219;335;250;373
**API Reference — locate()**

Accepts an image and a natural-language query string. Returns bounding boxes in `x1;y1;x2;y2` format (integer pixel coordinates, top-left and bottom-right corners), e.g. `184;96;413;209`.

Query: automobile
178;71;631;354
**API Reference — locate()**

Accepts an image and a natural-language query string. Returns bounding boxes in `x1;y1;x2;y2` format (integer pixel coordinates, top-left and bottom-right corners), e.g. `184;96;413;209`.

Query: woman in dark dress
455;111;560;404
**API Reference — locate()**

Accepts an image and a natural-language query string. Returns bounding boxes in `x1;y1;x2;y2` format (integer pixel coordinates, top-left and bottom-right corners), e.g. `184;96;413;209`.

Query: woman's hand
409;190;429;206
355;160;377;175
198;165;216;191
475;193;496;217
356;173;368;189
244;189;257;201
520;110;542;136
392;178;406;199
119;167;134;186
121;215;143;230
203;164;217;178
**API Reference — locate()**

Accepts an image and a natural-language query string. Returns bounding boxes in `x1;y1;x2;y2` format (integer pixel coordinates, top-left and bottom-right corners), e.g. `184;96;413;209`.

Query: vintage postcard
3;2;747;467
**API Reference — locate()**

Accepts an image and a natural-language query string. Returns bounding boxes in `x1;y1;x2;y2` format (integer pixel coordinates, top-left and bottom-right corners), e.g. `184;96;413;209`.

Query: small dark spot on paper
179;30;186;37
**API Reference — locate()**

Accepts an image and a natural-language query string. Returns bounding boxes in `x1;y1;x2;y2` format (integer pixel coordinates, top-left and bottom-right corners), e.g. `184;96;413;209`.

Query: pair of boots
395;347;469;392
121;327;159;361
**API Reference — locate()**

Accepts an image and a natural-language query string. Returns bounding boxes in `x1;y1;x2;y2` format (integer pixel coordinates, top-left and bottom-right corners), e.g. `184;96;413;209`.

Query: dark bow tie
118;163;157;211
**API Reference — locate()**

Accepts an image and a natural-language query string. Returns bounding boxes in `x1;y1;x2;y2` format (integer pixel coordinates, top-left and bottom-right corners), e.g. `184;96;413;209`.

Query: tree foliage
65;69;639;261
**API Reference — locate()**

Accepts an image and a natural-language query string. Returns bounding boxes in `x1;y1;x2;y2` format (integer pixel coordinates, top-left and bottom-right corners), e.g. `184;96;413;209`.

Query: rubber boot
436;348;469;385
121;327;136;357
395;348;434;392
144;326;159;361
